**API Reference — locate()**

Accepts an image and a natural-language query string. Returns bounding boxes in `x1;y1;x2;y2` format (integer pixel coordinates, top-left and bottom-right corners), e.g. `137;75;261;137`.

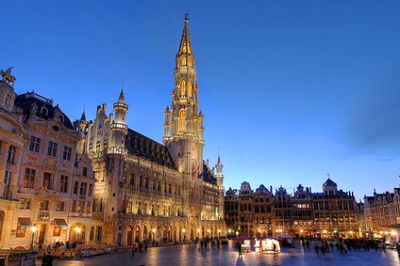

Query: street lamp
30;225;37;250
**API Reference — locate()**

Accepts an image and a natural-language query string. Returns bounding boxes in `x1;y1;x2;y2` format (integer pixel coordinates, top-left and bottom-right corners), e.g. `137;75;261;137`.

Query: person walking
131;243;136;256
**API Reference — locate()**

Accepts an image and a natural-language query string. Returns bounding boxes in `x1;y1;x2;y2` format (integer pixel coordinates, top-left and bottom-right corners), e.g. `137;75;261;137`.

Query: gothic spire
118;89;125;103
178;13;192;55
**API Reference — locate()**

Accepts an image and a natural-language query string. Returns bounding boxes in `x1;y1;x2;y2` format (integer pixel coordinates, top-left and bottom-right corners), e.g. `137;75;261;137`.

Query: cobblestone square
41;242;400;266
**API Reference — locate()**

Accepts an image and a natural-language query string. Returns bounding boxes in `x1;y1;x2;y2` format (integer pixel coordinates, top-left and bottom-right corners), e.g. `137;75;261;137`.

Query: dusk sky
2;1;400;201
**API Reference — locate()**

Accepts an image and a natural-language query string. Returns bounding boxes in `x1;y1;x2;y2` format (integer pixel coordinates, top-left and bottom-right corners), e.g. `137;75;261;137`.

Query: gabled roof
255;184;271;195
198;162;217;185
125;129;176;169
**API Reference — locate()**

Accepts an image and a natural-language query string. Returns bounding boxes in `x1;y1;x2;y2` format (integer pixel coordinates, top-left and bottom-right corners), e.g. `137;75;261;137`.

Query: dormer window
40;107;48;116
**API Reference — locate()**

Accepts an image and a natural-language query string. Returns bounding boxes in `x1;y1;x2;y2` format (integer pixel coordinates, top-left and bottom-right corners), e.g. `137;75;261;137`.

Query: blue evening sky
1;1;400;200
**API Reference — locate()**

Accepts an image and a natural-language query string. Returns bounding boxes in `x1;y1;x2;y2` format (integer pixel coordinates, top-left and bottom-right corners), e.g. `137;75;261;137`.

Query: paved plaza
37;241;400;266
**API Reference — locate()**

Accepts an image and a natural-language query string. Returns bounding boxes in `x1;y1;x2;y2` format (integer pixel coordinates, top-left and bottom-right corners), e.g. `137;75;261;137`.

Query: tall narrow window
181;56;187;66
80;183;87;197
3;170;12;198
180;80;186;97
179;109;186;132
83;167;88;177
59;175;68;193
48;141;58;157
62;146;72;161
187;82;193;98
74;181;79;194
29;136;41;153
43;173;53;190
24;168;36;188
88;184;93;197
7;145;16;163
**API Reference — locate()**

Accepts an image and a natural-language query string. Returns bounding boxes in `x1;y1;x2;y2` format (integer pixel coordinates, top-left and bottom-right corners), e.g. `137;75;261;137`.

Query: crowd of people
297;237;400;257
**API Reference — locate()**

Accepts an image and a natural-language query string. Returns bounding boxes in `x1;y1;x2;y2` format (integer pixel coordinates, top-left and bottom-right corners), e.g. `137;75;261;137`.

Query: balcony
108;146;127;155
113;102;128;112
110;122;128;134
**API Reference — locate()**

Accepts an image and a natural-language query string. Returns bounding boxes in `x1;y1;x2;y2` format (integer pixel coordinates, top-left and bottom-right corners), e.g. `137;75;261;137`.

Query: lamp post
30;225;37;250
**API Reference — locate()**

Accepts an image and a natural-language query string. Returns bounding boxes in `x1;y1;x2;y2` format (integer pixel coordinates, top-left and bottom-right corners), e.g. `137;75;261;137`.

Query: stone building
312;178;357;238
363;188;400;235
0;71;95;249
81;15;226;246
291;184;313;236
224;182;274;237
224;178;357;238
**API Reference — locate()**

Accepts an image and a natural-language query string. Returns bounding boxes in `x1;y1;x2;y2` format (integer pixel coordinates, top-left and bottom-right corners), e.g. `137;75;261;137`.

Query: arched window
187;82;193;98
83;167;88;177
188;56;193;67
40;107;48;116
181;56;187;66
180;80;186;97
178;109;186;132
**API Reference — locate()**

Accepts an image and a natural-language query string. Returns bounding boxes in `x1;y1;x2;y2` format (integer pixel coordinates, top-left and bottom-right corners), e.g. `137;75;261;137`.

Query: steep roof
323;178;337;187
14;92;74;129
198;162;217;185
255;184;271;195
125;128;176;169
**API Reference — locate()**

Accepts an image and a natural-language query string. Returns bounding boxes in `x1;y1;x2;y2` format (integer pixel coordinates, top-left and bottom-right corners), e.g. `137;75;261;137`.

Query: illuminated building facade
83;15;226;245
225;178;358;238
0;72;95;249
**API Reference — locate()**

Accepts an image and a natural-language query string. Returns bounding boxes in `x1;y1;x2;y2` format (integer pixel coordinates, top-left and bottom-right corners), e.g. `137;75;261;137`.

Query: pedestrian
144;240;148;252
238;242;242;258
131;243;136;256
396;242;400;257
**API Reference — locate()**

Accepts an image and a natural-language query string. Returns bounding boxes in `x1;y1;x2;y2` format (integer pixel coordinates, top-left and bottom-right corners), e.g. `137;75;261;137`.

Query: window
139;176;143;187
74;182;79;194
53;226;61;236
178;109;186;131
129;175;135;191
43;172;53;190
29;136;41;153
88;184;93;197
90;226;95;241
24;168;36;188
47;141;57;157
55;201;65;211
96;226;102;242
180;80;186;97
62;146;72;161
80;183;87;197
3;170;12;198
40;200;49;211
83;167;88;177
72;200;77;212
20;198;31;209
16;225;26;238
7;145;16;163
87;201;91;213
59;175;68;193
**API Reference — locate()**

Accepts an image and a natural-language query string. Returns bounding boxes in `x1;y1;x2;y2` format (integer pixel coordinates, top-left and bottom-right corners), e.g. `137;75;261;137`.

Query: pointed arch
181;56;187;66
187;82;193;98
180;80;186;97
188;56;193;67
179;109;186;132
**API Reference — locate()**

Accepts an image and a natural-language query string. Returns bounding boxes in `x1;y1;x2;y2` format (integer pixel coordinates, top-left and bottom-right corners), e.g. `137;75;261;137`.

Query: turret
109;89;128;154
215;155;224;187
